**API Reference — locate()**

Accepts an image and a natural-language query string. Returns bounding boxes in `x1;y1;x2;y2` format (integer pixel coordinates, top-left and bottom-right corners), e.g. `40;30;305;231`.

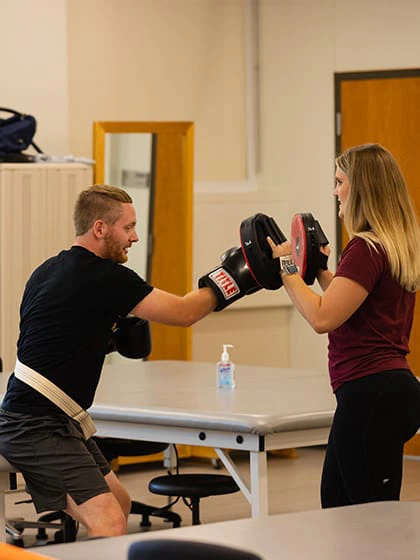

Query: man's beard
103;233;128;263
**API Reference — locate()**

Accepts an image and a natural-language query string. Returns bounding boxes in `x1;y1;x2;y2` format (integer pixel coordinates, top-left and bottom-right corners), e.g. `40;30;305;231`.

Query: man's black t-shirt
2;246;153;415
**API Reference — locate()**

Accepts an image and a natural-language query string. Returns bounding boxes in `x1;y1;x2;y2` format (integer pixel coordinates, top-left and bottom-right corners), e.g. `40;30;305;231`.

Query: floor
4;446;420;549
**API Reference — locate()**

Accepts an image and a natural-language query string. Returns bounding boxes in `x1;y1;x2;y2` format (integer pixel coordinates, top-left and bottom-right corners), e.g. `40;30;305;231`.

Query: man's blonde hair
73;184;132;236
336;144;420;292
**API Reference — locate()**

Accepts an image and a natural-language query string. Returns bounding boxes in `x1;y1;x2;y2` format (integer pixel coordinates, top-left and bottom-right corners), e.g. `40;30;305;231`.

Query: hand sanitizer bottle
217;344;235;388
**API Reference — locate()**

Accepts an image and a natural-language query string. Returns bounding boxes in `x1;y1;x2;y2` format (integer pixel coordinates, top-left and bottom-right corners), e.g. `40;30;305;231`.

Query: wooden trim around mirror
93;121;194;361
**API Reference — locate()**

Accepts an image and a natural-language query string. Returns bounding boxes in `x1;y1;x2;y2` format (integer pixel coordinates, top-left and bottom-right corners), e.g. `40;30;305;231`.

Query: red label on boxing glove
209;268;240;300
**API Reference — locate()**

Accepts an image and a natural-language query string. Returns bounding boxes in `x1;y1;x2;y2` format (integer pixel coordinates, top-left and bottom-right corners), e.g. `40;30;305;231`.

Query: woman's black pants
321;369;420;508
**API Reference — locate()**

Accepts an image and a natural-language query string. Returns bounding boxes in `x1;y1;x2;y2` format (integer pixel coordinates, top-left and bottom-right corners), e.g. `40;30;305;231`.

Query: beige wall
256;0;420;371
2;0;69;155
335;0;420;70
2;0;420;373
67;0;247;182
258;0;337;370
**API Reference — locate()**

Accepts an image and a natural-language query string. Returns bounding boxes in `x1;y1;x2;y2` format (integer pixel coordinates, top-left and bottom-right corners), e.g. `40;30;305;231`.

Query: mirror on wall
93;121;194;361
104;131;155;280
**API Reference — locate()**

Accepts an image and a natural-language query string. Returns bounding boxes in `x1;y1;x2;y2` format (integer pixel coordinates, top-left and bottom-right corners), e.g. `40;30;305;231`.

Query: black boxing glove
199;246;261;311
108;316;152;359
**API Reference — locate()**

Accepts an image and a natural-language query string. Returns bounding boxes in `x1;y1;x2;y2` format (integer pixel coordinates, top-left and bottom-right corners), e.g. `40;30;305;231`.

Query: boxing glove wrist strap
14;359;96;439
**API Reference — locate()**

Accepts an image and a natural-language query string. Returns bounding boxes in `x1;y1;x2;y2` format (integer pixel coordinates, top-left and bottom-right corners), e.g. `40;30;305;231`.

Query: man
0;184;254;538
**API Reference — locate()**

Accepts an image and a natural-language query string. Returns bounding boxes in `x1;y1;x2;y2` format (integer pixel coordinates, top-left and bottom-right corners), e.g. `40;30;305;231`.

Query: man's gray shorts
0;409;111;513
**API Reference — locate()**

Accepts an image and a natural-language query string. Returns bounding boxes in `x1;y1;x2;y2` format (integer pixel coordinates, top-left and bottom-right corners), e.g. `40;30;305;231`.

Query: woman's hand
319;244;331;270
320;244;330;257
267;236;292;258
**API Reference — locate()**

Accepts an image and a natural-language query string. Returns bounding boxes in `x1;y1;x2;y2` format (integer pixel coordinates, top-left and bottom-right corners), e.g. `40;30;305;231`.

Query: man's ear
92;219;106;238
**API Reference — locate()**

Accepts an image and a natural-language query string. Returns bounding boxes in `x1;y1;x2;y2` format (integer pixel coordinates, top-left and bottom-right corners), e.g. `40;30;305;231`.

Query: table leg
215;448;251;504
249;450;269;518
215;448;269;519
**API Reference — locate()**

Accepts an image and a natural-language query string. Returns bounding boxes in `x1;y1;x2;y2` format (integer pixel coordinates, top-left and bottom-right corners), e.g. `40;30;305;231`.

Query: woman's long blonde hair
336;143;420;292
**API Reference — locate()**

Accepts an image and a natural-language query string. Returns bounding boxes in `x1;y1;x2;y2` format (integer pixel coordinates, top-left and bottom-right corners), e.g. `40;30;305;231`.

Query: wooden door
336;70;420;373
336;70;420;453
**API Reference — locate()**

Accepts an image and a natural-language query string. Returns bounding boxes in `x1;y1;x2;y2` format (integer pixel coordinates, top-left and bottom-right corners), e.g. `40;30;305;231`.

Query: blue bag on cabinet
0;107;43;160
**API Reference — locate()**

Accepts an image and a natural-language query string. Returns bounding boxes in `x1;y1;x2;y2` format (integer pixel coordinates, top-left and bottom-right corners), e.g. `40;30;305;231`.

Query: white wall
2;0;420;373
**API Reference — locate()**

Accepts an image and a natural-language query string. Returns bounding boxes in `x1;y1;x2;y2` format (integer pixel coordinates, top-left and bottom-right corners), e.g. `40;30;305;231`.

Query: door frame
93;121;194;361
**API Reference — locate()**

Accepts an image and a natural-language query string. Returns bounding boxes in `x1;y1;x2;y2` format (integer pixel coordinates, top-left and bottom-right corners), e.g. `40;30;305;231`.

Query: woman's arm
316;268;334;291
267;237;368;333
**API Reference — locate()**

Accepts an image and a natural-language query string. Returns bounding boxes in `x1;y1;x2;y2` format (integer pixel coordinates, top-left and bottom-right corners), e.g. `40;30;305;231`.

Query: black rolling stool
148;473;240;525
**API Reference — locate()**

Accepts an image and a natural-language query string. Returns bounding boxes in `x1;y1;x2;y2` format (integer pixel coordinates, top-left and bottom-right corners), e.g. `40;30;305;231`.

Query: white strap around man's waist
14;359;96;439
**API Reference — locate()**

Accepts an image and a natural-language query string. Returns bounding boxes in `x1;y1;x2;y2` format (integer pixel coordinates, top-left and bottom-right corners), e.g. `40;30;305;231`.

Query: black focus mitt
291;213;329;285
240;213;287;290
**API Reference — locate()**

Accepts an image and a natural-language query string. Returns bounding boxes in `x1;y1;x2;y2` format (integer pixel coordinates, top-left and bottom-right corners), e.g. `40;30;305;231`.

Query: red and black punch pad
291;213;329;285
240;213;287;290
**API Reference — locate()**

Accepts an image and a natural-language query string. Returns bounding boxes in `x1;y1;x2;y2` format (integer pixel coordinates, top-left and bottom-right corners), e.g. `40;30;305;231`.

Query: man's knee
89;504;127;537
104;470;131;519
67;492;127;537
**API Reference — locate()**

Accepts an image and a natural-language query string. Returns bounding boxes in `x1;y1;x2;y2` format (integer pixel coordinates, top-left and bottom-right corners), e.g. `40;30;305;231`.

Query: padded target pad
240;213;287;290
291;213;329;285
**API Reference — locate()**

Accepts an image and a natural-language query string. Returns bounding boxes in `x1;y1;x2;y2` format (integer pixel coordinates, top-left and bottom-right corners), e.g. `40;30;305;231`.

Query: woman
268;143;420;507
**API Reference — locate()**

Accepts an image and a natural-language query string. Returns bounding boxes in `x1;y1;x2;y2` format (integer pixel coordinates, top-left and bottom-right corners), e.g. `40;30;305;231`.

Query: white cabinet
0;163;93;372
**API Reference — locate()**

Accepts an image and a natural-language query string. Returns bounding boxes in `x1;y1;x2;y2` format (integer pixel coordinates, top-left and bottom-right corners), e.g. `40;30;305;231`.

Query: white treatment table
89;361;335;518
0;361;336;539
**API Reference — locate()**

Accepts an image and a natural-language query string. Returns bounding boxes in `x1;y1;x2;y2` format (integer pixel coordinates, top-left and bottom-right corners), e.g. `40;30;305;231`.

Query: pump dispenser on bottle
216;344;235;388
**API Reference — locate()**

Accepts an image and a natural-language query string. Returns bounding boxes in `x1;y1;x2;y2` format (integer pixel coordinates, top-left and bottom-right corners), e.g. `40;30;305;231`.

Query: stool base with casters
148;473;240;525
129;500;181;528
